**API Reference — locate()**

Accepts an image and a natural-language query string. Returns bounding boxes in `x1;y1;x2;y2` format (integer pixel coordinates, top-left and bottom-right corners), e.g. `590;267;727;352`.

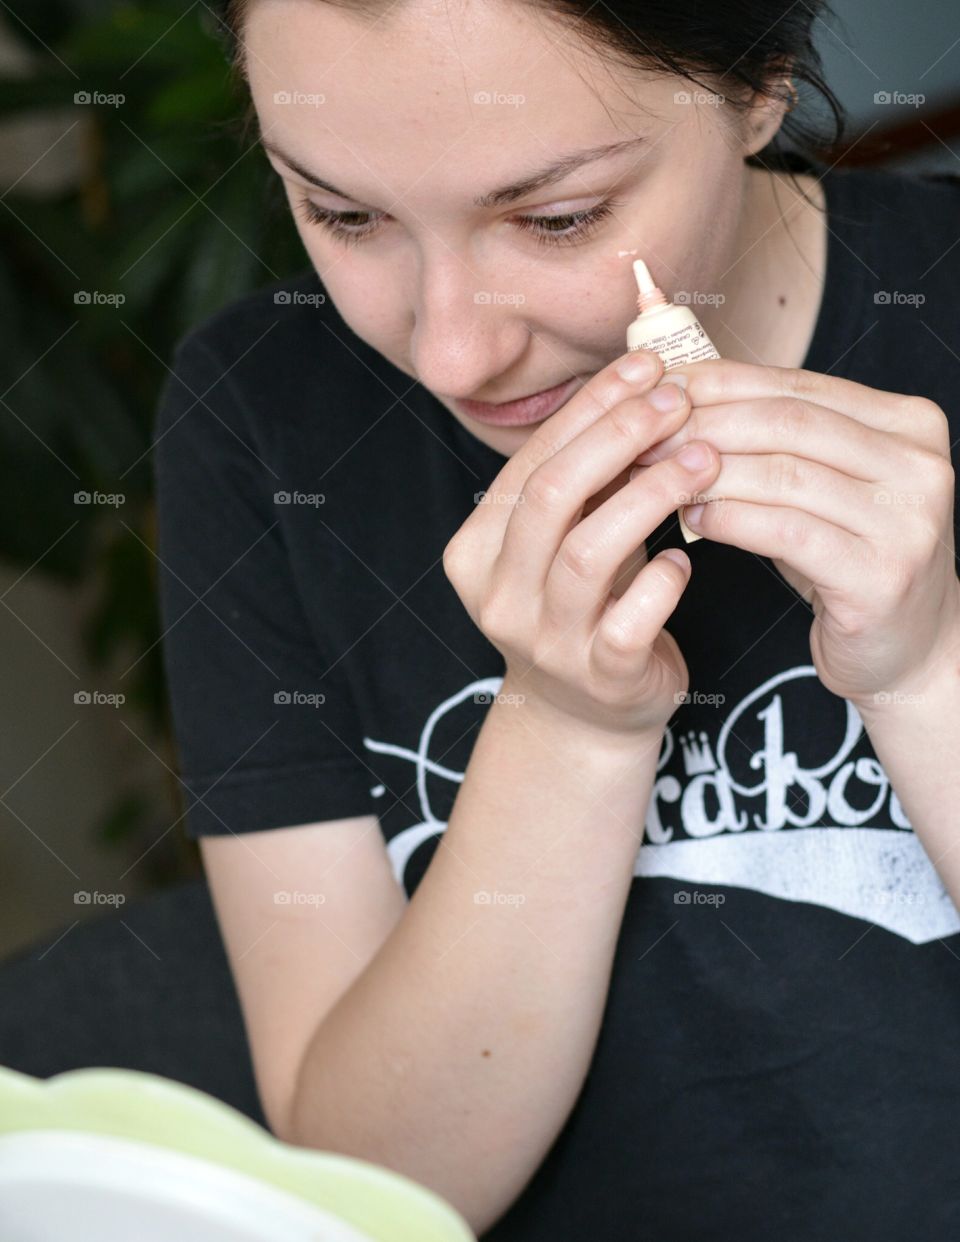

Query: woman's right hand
443;349;722;741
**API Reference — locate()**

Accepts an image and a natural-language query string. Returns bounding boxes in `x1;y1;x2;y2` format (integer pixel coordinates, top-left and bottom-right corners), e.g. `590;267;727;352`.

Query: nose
407;248;530;401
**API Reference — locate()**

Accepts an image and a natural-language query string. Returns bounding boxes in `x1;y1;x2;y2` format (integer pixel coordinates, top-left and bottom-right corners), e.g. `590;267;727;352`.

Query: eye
293;195;625;248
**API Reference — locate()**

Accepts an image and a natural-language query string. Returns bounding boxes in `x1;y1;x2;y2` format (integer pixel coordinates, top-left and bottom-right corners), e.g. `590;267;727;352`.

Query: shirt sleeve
152;331;377;838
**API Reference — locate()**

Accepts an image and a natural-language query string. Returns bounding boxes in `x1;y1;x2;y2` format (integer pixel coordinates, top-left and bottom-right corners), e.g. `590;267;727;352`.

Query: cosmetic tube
626;259;720;543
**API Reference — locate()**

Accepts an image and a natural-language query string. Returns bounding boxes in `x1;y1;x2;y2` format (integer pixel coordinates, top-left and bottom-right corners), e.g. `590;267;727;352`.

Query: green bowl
0;1063;476;1241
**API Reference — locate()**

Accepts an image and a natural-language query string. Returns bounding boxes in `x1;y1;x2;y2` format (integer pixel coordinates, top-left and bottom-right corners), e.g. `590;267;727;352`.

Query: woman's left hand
633;359;960;712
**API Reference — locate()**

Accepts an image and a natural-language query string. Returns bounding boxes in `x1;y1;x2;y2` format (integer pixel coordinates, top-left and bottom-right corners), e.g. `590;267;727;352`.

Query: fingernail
679;509;703;544
658;371;688;389
684;502;705;525
648;383;685;412
676;441;711;469
616;351;658;382
629;465;643;481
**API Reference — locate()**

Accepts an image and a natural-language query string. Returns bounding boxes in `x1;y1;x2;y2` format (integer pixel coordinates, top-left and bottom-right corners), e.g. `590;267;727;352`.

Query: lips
454;375;583;428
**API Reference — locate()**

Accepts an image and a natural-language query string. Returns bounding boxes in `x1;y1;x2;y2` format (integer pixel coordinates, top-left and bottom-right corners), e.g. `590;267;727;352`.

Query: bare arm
289;684;662;1235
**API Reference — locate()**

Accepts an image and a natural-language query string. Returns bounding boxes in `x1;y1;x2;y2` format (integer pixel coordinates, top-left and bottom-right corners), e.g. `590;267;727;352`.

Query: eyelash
293;195;624;249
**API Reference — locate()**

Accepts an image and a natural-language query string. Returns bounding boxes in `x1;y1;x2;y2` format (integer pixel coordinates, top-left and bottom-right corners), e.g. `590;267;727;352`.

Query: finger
494;384;693;596
660;356;922;438
693;452;889;539
685;497;861;594
593;548;692;675
455;349;664;558
541;440;719;631
633;397;907;484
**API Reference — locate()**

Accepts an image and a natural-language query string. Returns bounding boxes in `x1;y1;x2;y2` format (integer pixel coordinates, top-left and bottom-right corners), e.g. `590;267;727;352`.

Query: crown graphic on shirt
679;729;717;776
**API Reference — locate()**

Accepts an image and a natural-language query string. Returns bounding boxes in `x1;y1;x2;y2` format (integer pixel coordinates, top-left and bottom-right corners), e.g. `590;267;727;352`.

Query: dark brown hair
210;0;848;195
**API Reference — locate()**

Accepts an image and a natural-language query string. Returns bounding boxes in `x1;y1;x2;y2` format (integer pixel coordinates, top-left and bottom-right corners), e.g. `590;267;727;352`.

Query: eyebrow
260;135;646;209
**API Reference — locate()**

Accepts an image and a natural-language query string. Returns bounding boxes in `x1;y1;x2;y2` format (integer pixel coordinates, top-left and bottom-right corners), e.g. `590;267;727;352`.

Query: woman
154;0;960;1236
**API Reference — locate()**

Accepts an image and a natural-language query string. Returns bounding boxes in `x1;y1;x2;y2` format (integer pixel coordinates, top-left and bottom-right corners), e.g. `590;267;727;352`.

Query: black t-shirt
153;158;960;1240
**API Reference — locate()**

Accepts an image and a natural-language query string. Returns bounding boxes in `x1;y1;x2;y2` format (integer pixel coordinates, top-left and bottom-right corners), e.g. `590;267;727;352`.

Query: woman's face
245;0;780;457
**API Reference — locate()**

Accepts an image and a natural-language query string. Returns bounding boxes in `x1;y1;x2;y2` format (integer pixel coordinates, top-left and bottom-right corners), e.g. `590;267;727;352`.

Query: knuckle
774;396;814;440
557;530;601;580
477;590;513;644
924;451;955;495
774;509;810;550
442;537;465;584
597;616;638;658
768;451;805;496
902;396;950;454
780;367;813;399
605;400;645;447
524;465;568;513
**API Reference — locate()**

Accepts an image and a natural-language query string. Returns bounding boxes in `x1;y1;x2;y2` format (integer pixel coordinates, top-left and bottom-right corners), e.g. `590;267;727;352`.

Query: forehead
244;0;671;208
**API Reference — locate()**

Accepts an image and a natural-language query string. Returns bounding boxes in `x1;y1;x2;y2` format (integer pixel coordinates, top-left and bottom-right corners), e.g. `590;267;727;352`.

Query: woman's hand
634;359;960;711
443;350;722;741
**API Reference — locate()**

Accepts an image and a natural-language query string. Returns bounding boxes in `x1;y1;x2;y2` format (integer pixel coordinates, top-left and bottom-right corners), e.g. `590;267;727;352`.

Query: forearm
857;653;960;909
289;681;662;1235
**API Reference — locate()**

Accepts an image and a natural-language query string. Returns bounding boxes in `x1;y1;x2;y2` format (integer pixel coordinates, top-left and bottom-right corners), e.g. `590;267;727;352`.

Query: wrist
854;647;960;730
495;673;667;762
